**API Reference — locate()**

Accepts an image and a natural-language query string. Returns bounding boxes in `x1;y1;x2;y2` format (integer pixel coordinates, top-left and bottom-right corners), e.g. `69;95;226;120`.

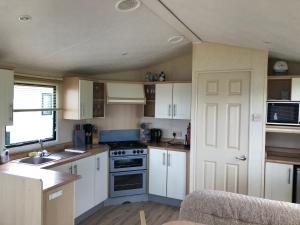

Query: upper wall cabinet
291;78;300;101
0;69;14;126
155;83;192;120
63;77;93;120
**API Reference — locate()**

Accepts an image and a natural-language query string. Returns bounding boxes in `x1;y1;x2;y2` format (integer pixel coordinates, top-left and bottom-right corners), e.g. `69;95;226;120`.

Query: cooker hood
106;82;146;104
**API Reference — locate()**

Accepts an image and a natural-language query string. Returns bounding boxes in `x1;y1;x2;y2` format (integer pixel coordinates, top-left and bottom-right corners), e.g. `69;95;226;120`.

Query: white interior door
195;71;250;194
167;150;186;200
149;148;167;197
155;84;173;119
173;83;192;120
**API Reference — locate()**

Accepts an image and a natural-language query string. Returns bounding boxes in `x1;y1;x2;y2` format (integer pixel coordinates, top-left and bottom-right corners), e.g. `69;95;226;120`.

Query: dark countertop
265;146;300;166
147;142;190;152
0;144;109;192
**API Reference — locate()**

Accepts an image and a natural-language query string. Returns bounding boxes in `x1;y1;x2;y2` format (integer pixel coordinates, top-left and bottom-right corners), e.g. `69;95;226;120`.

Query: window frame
5;83;58;148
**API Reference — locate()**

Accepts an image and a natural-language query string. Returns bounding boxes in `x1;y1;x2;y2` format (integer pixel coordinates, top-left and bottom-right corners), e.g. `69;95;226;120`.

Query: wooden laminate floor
79;202;180;225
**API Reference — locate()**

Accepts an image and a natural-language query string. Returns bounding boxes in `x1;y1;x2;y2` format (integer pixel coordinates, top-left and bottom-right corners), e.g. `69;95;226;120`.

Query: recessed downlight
168;35;184;44
115;0;141;12
18;15;32;22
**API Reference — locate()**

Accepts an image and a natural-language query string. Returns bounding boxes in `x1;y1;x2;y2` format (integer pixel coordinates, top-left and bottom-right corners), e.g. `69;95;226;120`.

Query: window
5;83;57;147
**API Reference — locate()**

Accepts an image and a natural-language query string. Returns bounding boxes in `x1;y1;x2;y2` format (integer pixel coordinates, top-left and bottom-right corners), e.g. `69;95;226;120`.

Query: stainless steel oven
110;170;147;197
110;155;147;172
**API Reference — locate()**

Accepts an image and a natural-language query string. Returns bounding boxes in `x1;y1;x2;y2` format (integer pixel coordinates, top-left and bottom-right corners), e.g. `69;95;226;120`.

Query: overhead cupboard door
155;84;173;119
173;83;192;120
195;71;250;194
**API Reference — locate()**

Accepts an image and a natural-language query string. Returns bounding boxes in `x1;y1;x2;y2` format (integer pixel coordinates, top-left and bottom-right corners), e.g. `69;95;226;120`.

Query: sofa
179;190;300;225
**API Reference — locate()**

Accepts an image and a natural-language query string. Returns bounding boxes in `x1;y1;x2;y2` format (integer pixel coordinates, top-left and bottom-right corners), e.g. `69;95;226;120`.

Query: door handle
173;104;176;117
167;153;171;167
74;165;78;175
97;157;100;171
163;153;166;165
288;168;292;184
168;104;171;117
235;155;247;161
69;166;73;174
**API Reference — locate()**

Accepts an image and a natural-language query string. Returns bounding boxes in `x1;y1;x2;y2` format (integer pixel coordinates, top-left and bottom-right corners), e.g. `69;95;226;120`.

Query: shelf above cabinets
266;125;300;134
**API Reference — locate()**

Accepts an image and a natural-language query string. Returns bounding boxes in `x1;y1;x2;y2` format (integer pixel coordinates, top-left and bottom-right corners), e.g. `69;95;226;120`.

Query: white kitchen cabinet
79;80;93;119
155;84;173;119
63;77;93;120
149;148;168;197
155;83;191;120
73;156;95;217
265;162;293;202
291;78;300;101
149;148;186;200
94;151;108;206
51;153;109;218
0;69;14;126
173;83;192;120
167;150;186;200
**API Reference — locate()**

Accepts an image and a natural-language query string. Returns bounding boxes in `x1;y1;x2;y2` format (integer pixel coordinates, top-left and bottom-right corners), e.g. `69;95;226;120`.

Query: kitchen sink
17;149;86;165
19;157;55;165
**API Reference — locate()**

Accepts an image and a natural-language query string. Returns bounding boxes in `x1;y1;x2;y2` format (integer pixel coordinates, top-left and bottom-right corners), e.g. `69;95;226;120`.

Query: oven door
110;170;147;197
110;155;147;172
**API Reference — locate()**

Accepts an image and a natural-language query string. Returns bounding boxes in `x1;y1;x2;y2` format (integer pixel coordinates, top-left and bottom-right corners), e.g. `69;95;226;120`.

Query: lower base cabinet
265;162;293;202
149;148;187;200
52;152;108;218
43;183;75;225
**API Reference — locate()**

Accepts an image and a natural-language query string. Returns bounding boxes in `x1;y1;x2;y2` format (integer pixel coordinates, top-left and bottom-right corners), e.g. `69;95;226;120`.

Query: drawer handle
49;190;63;200
288;168;292;184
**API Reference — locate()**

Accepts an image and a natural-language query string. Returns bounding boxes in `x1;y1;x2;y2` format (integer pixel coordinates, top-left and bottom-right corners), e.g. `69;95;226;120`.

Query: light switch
252;113;262;122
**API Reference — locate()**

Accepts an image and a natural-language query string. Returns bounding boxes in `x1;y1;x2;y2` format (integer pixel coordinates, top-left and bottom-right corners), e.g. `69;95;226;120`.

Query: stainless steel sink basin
17;149;85;165
19;157;55;165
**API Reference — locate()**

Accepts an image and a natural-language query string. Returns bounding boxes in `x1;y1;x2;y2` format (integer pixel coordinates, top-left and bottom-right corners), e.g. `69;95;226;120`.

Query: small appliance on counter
0;148;9;164
150;128;162;143
140;123;151;142
73;123;94;148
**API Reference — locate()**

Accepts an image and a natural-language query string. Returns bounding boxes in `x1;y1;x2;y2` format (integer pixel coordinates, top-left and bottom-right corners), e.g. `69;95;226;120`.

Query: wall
190;42;268;197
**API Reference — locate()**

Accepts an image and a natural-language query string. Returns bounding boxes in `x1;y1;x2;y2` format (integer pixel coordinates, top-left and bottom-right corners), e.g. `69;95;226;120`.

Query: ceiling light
115;0;141;12
168;35;185;44
122;52;128;56
18;15;32;22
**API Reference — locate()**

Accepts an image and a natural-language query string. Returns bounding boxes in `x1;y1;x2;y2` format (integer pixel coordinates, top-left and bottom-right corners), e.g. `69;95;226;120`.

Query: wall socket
173;131;182;138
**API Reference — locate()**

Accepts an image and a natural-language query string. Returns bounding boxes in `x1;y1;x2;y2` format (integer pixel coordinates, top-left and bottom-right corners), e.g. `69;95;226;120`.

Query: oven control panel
110;148;148;157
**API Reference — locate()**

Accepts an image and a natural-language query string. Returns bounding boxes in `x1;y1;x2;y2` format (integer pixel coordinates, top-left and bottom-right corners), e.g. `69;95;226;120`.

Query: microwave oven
267;102;300;125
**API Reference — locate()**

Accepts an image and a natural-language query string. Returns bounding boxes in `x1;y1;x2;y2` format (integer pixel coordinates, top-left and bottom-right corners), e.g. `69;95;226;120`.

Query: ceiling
0;0;191;75
162;0;300;61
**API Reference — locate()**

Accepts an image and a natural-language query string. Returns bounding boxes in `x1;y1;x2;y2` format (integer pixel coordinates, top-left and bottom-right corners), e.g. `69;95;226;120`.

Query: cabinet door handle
163;153;166;165
173;104;176;117
69;166;73;174
167;153;171;167
97;157;100;171
288;168;292;184
74;165;78;175
168;104;171;117
9;103;13;123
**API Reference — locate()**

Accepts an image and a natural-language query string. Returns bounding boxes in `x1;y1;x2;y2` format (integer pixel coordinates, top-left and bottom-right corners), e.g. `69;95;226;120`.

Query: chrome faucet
38;139;49;157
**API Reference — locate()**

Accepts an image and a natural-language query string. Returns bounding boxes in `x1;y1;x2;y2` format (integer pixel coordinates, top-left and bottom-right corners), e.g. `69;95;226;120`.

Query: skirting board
148;194;182;207
104;194;149;206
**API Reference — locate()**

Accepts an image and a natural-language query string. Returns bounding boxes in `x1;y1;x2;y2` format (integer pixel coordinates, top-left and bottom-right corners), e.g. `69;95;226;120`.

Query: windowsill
8;139;59;155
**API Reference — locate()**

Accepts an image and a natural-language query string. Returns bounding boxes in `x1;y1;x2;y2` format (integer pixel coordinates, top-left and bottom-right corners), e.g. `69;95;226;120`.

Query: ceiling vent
115;0;141;12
